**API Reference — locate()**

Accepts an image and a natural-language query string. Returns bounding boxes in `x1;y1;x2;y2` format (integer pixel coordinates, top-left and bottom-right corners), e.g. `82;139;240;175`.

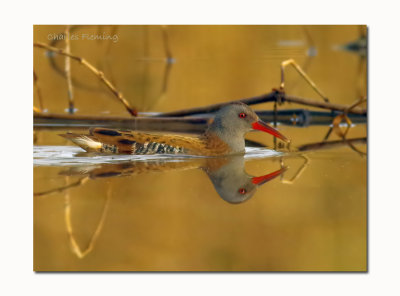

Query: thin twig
154;91;366;117
280;155;310;184
33;106;42;113
34;41;138;116
283;94;366;114
330;97;367;139
285;27;316;91
161;25;173;62
33;70;44;111
153;92;279;117
345;97;367;114
329;97;367;155
322;126;333;141
64;25;75;114
105;25;118;56
48;26;104;92
103;25;119;87
280;58;329;102
155;26;174;108
298;137;366;151
65;181;112;259
344;138;367;156
33;176;89;197
332;113;352;138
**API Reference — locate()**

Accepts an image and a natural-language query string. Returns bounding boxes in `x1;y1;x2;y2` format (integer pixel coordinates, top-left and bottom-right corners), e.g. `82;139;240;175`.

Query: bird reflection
36;155;285;258
60;156;286;204
204;156;286;204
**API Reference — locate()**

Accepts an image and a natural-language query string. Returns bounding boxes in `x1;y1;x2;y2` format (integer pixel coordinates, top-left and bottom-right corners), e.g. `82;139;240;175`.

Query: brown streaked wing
90;127;208;155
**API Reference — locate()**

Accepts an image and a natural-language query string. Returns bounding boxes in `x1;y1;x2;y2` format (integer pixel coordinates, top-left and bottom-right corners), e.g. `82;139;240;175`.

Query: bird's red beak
252;167;287;185
252;120;290;143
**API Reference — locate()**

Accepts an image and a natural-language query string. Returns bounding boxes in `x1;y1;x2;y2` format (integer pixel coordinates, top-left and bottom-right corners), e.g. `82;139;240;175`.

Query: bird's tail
60;133;103;152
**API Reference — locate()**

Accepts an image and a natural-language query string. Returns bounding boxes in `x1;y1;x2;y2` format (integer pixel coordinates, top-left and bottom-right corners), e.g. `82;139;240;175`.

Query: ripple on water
33;146;282;167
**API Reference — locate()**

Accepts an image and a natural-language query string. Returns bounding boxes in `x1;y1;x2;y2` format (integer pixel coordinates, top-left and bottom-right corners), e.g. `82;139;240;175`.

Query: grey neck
207;117;246;154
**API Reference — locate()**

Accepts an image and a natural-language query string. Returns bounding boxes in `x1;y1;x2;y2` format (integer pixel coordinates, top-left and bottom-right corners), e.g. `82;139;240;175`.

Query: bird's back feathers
60;127;231;156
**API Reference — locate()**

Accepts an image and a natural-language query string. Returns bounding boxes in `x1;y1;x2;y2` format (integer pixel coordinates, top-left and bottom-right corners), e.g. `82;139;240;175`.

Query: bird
61;102;290;156
204;156;286;203
60;155;287;204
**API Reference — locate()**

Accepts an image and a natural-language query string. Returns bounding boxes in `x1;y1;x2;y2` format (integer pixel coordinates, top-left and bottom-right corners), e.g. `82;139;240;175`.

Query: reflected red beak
252;121;290;143
252;167;287;186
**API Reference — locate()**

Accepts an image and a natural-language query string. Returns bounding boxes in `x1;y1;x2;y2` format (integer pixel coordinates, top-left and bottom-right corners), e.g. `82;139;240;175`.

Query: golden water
33;25;367;271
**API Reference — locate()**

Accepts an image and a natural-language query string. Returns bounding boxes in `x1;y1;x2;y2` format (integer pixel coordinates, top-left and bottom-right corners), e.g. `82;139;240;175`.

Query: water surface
33;25;367;271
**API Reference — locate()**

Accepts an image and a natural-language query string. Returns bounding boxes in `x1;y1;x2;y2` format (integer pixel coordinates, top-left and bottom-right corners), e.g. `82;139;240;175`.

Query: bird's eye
239;112;246;118
238;188;247;195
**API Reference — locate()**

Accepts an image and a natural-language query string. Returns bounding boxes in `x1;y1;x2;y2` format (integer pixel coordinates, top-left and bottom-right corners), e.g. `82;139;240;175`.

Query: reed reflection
34;156;285;258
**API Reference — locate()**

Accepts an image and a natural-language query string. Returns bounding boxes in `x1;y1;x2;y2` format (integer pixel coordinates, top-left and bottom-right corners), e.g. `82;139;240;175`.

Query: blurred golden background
33;25;366;271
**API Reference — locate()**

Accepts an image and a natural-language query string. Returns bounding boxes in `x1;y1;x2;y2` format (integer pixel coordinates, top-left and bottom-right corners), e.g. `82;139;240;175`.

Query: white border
1;0;399;295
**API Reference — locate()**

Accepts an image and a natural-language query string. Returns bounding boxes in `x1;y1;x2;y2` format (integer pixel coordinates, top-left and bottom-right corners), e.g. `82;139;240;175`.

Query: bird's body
62;128;231;156
61;103;289;156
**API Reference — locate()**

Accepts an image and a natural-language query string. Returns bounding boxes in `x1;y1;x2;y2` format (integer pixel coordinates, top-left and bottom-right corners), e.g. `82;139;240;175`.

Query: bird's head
206;156;287;204
224;166;287;204
209;103;290;145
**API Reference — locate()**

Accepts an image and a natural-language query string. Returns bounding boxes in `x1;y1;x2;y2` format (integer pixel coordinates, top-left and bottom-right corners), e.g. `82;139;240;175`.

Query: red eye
238;188;247;195
239;112;246;118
